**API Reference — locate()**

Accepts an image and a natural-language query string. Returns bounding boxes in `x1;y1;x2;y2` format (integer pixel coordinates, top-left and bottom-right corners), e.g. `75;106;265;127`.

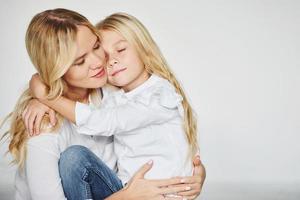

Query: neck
122;70;150;92
64;86;89;104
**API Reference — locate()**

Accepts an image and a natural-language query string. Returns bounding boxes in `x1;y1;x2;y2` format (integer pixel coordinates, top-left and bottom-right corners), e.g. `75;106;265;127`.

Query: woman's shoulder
26;133;60;158
27;131;60;151
26;120;68;152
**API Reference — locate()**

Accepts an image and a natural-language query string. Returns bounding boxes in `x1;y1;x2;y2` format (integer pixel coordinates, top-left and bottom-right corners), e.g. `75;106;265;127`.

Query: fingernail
180;179;185;183
185;186;191;191
183;198;187;200
147;160;153;165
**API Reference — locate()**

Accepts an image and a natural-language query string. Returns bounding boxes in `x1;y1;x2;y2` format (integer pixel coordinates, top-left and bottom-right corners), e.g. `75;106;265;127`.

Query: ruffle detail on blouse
100;76;185;118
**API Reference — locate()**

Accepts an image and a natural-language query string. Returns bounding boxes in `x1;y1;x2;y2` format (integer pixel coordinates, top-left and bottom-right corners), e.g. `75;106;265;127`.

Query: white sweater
15;110;116;200
75;75;193;184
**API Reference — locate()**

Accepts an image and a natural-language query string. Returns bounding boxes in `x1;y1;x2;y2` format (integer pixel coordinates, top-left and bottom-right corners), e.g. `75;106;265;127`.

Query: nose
108;56;118;68
89;52;104;70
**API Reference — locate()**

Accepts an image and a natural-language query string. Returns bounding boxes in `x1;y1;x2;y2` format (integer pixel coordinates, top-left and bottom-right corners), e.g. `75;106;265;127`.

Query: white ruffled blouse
75;74;193;184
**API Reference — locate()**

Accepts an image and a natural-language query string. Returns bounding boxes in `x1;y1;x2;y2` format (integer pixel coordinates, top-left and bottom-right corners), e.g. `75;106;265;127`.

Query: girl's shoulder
102;84;120;94
137;75;183;109
99;85;122;107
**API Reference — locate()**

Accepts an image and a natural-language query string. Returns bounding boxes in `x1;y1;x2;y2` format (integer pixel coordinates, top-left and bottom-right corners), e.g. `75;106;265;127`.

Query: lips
91;68;105;78
111;68;127;76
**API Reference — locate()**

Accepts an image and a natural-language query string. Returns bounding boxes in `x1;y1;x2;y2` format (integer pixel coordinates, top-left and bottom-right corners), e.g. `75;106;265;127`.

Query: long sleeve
75;86;183;136
25;134;67;200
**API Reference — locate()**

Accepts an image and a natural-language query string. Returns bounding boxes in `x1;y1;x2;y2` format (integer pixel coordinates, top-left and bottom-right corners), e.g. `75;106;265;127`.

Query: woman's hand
176;155;206;199
122;160;192;200
29;73;47;99
22;99;57;136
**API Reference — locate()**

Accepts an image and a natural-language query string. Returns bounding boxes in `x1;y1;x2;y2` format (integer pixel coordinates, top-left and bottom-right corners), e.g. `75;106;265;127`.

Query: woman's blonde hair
96;13;199;158
1;8;101;169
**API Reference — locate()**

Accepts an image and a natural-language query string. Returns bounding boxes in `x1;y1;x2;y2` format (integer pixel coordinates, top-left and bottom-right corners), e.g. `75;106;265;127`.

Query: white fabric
75;75;193;184
15;93;117;200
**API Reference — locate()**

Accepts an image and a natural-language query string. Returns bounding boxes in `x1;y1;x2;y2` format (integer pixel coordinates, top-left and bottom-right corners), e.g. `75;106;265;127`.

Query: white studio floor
1;162;299;200
1;138;299;200
1;179;300;200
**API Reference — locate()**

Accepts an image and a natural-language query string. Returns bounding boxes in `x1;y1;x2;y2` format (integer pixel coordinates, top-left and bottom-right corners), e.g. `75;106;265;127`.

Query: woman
4;8;205;200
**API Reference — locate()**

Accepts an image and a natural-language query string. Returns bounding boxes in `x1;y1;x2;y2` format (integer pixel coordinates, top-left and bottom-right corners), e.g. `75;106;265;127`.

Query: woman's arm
25;134;66;200
176;155;206;199
105;161;191;200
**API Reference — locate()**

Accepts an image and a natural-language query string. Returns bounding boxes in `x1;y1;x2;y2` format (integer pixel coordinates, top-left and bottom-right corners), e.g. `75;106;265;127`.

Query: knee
59;145;92;177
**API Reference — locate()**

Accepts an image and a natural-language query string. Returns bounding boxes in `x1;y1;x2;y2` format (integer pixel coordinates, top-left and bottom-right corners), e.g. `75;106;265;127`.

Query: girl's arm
22;99;57;135
39;96;76;123
28;74;76;123
74;99;179;136
30;74;179;137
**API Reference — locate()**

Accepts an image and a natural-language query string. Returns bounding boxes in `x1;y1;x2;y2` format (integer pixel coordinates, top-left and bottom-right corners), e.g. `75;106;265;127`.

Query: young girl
28;12;202;199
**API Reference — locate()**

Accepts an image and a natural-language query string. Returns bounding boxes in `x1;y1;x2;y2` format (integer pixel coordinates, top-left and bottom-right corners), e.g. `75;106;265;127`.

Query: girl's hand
29;73;47;99
22;99;57;136
123;160;192;200
175;155;206;199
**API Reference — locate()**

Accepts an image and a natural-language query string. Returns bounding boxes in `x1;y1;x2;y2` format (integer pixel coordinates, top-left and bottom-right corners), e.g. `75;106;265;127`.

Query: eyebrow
73;38;99;64
113;39;127;46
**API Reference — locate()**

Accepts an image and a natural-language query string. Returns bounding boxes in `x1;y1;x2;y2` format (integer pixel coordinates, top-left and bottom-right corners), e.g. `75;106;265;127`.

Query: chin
92;83;106;88
87;80;107;89
108;77;131;87
108;80;127;88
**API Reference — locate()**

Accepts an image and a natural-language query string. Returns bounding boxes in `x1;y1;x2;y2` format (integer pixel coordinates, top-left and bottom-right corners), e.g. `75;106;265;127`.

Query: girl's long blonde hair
1;8;101;169
96;13;199;157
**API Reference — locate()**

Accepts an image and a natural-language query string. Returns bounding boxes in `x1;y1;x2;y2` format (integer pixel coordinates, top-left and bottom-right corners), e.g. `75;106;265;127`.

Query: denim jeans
59;145;123;200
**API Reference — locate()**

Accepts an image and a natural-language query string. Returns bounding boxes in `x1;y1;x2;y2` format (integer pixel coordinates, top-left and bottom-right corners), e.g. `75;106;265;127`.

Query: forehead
101;30;126;47
76;25;97;55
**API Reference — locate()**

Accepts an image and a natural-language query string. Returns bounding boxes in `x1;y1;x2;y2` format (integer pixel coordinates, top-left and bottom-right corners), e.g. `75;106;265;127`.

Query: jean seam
81;167;93;199
87;166;119;193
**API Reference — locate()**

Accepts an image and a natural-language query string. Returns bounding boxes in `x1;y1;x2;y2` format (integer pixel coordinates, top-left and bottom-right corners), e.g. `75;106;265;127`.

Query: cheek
129;58;144;75
123;51;142;70
64;67;89;85
98;48;106;59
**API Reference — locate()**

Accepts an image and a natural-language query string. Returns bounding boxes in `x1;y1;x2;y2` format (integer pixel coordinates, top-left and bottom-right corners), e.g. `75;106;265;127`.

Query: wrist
35;94;46;100
35;88;47;99
119;187;130;200
104;187;128;200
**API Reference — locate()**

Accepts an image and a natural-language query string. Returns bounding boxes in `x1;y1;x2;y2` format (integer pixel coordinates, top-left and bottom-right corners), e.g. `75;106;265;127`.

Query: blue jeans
59;145;123;200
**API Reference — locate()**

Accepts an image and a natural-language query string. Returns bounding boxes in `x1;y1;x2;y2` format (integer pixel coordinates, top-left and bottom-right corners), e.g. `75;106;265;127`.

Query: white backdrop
0;0;299;199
